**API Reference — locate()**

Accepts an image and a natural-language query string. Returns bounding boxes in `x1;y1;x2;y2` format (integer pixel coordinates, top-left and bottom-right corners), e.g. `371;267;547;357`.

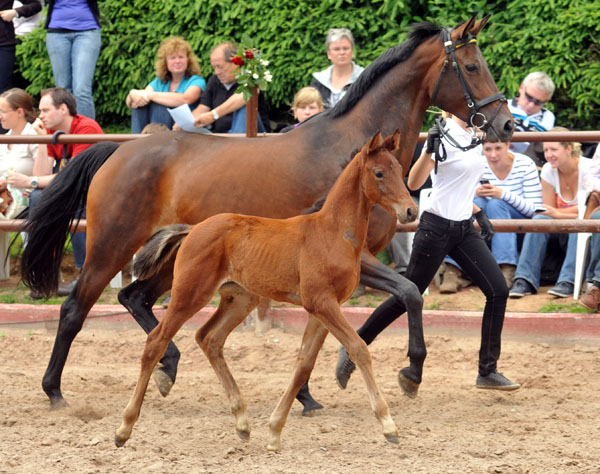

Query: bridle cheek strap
430;28;507;136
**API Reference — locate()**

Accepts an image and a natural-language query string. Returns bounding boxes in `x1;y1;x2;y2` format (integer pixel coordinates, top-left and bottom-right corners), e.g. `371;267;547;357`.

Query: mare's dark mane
330;22;443;119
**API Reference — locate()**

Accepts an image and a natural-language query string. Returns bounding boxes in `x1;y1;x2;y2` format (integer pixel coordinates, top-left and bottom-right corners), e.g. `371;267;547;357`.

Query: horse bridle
430;28;506;132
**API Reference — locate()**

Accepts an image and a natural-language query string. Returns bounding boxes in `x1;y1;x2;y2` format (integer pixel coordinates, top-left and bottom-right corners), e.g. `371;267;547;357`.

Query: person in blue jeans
126;36;206;134
45;0;101;120
509;129;592;299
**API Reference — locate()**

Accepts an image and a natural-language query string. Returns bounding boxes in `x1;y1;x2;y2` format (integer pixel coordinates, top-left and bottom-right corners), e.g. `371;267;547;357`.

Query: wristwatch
29;177;39;189
211;109;219;121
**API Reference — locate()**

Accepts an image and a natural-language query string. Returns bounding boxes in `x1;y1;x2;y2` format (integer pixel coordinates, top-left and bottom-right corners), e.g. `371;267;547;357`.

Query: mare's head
360;131;418;224
426;14;514;142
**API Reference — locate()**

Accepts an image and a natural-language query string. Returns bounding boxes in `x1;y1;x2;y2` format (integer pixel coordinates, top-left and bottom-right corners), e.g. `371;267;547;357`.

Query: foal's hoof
384;432;400;444
153;367;174;398
114;434;128;448
398;369;420;399
236;429;251;441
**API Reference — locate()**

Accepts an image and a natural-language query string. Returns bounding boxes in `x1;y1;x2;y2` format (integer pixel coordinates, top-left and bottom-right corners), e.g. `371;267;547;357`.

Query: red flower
231;56;245;66
244;49;254;59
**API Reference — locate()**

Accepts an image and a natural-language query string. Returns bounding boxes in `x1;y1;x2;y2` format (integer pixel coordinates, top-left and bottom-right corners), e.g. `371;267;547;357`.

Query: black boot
296;380;323;416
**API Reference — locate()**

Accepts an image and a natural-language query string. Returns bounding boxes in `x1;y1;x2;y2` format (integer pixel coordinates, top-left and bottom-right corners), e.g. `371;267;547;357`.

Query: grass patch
538;301;594;313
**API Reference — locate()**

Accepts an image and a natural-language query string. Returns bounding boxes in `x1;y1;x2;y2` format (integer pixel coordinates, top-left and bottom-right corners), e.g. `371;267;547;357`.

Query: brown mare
115;131;414;450
21;15;514;409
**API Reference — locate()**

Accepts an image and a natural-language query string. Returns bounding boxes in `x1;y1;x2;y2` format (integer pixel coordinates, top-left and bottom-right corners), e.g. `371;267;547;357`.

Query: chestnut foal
115;131;418;451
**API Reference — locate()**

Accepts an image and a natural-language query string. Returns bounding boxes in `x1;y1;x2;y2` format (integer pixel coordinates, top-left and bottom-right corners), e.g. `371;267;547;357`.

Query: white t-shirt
540;157;592;208
0;121;38;176
426;118;486;221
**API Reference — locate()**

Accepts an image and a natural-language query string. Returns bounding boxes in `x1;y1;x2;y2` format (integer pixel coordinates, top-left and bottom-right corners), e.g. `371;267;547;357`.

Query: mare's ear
366;131;383;154
455;13;478;40
470;14;490;36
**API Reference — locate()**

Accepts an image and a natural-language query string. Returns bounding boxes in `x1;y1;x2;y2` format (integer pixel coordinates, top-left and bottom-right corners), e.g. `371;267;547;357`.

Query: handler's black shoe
335;346;356;389
476;371;520;391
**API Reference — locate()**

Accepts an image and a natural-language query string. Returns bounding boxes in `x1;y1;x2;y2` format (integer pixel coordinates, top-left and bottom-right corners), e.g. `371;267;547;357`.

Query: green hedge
15;0;599;131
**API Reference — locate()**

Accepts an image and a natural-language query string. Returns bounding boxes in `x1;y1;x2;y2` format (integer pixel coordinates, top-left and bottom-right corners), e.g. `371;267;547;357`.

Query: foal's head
359;131;418;224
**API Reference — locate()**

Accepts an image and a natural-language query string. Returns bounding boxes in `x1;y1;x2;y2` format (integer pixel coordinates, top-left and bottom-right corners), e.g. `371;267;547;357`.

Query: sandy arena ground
1;317;600;473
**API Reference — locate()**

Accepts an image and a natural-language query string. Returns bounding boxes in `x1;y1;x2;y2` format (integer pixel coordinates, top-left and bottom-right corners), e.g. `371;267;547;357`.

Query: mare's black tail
20;141;120;298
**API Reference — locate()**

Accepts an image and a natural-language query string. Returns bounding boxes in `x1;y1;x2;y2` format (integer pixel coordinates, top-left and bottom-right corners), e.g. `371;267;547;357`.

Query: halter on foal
115;131;417;450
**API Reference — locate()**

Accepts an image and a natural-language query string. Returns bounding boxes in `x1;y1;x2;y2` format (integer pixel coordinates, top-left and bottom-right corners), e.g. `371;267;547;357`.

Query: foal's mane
330;22;443;119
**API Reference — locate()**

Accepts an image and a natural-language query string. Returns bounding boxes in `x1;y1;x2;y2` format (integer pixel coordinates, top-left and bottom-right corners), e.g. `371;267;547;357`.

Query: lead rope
431;116;481;174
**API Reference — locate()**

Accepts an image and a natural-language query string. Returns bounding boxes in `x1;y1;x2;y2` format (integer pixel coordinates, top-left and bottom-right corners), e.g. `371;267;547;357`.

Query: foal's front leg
313;299;399;444
267;315;329;451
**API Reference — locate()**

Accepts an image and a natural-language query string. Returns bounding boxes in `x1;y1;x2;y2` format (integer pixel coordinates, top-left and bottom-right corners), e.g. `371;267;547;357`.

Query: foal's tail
133;224;193;281
21;141;120;298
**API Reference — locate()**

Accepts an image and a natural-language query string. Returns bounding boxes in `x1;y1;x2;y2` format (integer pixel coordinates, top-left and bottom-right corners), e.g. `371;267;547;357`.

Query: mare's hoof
153;367;174;398
398;370;420;399
384;432;400;444
49;398;69;411
301;400;324;417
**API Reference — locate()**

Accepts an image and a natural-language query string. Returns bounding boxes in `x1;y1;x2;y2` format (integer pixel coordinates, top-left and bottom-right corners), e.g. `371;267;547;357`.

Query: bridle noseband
430;28;506;131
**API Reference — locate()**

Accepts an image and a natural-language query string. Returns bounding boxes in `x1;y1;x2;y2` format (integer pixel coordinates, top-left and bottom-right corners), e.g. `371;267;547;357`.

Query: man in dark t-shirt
191;42;269;133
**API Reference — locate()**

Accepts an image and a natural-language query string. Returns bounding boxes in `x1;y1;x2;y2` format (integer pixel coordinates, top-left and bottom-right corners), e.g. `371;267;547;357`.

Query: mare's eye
465;63;478;73
375;170;384;179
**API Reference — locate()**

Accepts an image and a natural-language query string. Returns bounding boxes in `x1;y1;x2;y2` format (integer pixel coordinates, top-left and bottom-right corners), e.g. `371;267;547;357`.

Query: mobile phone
534;206;547;213
480;179;490;185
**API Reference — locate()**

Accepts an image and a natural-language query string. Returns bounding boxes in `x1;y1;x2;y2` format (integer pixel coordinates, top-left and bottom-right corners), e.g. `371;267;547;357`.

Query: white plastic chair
573;189;591;299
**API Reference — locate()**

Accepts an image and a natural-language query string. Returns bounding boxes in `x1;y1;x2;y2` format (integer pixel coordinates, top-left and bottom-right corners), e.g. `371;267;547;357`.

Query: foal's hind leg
268;315;329;451
116;277;220;447
196;283;260;440
118;262;180;397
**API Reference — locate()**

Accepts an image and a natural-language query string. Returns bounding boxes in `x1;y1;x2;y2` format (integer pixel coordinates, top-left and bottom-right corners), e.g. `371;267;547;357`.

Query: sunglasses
523;88;547;107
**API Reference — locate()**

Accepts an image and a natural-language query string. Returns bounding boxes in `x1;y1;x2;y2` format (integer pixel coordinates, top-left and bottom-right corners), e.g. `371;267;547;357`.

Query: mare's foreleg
359;251;426;397
196;282;260;441
268;316;328;451
312;298;399;444
118;263;180;397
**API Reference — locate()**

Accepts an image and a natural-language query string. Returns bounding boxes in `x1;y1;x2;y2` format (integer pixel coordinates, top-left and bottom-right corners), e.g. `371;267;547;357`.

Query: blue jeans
228;106;266;133
585;209;600;284
131;102;174;134
46;29;101;120
514;214;577;290
29;189;86;270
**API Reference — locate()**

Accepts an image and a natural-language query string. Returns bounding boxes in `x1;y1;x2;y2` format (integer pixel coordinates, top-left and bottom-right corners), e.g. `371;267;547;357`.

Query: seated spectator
192;42;270;133
441;139;543;292
280;86;323;133
0;87;37;280
311;28;364;110
578;144;600;310
25;87;103;296
509;128;591;299
508;71;556;166
141;122;169;134
127;36;206;134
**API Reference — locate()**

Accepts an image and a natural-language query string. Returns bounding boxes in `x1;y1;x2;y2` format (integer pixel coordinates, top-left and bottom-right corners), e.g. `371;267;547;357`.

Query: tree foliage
15;0;599;130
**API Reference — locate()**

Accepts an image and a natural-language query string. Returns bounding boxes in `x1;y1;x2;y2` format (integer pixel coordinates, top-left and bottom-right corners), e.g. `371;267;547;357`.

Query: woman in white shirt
0;87;38;217
336;113;521;392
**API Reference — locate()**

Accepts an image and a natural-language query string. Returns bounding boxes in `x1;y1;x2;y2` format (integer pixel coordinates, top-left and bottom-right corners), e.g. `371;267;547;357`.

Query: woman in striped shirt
475;140;543;286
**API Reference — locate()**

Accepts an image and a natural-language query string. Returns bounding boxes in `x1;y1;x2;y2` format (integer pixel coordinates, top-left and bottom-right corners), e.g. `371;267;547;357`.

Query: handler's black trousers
357;211;509;376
